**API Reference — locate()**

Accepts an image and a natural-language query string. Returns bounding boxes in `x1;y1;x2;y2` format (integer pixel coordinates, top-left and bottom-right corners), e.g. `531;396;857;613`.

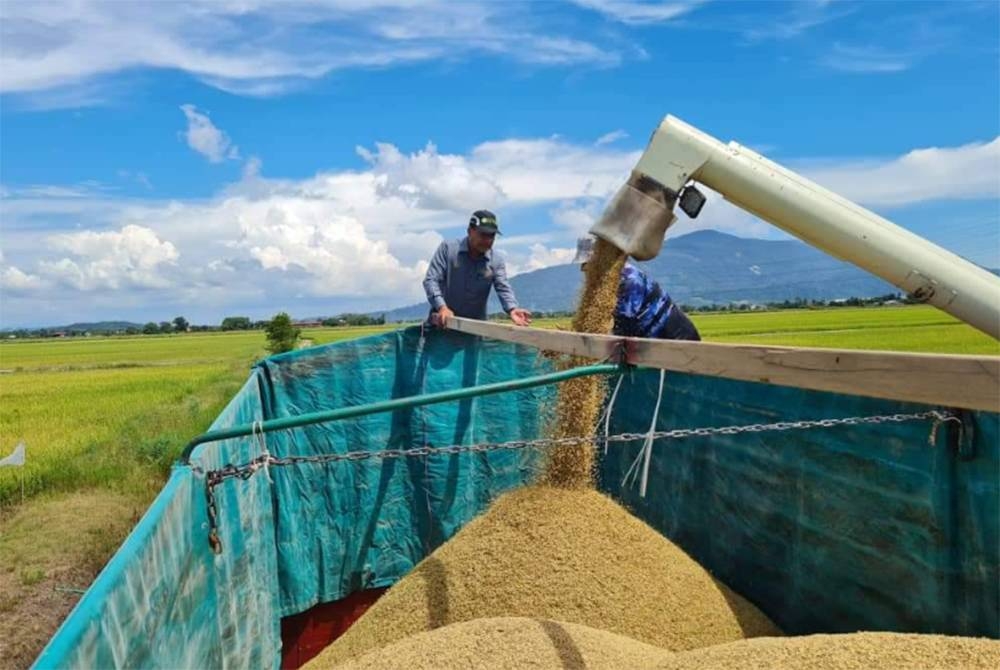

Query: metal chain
199;408;954;552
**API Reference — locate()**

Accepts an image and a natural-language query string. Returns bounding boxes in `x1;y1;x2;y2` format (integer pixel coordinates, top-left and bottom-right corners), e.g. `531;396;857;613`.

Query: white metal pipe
638;116;1000;340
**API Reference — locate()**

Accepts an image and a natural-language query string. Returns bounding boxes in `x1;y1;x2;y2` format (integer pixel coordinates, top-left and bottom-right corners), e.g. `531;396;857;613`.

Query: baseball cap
469;209;501;234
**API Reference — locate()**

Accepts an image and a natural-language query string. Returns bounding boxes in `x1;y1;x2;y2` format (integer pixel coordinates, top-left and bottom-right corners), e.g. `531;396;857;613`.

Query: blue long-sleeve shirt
613;262;700;340
423;237;519;319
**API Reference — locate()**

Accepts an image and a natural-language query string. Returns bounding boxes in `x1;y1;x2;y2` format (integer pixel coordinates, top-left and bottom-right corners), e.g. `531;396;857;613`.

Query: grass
0;326;407;509
535;306;1000;355
692;306;1000;354
0;331;267;371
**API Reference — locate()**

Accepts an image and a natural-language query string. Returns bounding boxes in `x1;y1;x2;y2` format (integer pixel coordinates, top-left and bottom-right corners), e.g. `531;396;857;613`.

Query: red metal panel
280;588;387;669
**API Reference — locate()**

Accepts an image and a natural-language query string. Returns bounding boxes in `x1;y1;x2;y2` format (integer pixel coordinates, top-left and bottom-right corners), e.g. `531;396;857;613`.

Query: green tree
265;312;301;354
220;316;252;331
173;316;189;332
142;322;159;335
158;321;173;333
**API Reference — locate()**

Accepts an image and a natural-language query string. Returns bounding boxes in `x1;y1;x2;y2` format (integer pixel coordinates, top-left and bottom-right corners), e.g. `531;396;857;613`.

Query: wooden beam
446;317;1000;413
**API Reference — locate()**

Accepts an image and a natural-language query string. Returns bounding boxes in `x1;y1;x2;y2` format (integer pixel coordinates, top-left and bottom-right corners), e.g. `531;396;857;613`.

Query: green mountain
379;230;899;321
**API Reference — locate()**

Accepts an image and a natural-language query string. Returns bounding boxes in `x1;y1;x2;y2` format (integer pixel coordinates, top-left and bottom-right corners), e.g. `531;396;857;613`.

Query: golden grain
304;486;779;668
543;238;625;488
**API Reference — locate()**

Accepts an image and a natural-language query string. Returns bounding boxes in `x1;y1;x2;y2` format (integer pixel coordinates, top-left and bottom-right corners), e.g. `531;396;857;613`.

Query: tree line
487;293;911;320
3;312;387;340
4;294;912;339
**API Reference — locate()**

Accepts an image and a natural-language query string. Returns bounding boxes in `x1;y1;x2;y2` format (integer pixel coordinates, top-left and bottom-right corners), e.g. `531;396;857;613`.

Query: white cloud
1;132;997;326
550;198;606;234
471;138;640;202
819;43;912;73
8;182;112;199
569;0;704;25
508;243;577;276
242;157;263;180
0;266;45;292
180;104;239;163
229;197;428;297
0;1;621;102
38;225;179;290
358;142;504;211
118;170;153;189
799;137;1000;206
595;129;629;146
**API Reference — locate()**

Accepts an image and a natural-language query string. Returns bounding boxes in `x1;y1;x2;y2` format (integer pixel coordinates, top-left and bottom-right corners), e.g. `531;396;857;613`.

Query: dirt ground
0;491;146;670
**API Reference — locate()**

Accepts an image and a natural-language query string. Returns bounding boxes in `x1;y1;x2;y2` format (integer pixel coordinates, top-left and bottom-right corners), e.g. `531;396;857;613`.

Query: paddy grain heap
654;632;1000;669
305;486;779;668
336;617;674;670
543;237;625;488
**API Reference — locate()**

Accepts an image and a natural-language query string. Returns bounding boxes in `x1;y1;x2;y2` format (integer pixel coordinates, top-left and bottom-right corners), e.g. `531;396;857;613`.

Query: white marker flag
0;441;26;467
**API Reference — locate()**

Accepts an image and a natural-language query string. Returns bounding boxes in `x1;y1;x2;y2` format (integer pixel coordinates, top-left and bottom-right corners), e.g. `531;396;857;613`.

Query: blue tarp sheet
599;368;999;638
34;328;999;668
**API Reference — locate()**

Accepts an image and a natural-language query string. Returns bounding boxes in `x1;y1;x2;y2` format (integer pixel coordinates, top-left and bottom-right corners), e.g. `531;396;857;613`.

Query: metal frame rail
180;361;619;464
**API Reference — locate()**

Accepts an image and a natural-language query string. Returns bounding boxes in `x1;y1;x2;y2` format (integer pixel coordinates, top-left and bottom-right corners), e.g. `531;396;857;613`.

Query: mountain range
380;230;904;321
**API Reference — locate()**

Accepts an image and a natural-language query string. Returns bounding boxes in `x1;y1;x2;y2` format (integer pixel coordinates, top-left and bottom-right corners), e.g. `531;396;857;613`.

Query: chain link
198;408;954;552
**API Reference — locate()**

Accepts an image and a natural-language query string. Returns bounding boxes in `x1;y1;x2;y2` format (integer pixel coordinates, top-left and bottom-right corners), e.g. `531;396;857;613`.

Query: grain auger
589;115;1000;340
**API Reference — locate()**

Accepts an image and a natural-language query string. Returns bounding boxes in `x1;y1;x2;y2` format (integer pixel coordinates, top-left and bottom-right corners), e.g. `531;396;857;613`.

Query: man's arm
423;242;450;311
492;255;532;326
491;254;518;313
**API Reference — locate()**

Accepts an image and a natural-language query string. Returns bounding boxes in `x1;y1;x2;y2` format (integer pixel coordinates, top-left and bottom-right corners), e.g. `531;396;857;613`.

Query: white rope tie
601;374;625;455
622;369;666;497
252;420;272;482
928;412;963;446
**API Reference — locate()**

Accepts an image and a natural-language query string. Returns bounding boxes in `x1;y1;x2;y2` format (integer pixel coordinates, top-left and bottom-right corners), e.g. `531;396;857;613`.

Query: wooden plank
447;316;625;362
446;317;1000;412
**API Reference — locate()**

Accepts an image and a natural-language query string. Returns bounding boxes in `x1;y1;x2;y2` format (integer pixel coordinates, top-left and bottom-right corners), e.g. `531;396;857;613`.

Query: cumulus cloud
507;243;577;276
0;266;45;292
358;142;504;211
180;104;239;163
229;198;428;297
1;131;997;326
39;225;179;290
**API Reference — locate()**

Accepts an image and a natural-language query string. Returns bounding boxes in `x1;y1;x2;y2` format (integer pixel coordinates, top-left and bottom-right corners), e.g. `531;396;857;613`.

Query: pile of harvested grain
336;617;674;670
305;486;779;668
654;632;1000;669
544;237;625;488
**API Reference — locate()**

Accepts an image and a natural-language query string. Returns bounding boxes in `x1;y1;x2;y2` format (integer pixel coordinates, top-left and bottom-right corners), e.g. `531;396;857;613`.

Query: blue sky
1;0;998;328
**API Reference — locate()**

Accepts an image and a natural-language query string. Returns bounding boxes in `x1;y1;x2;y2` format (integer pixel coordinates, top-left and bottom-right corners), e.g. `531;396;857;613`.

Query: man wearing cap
575;236;700;341
423;210;532;328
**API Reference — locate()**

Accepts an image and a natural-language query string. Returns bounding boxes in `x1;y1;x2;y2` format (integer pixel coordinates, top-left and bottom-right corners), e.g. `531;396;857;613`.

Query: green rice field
0;327;405;508
1;306;996;509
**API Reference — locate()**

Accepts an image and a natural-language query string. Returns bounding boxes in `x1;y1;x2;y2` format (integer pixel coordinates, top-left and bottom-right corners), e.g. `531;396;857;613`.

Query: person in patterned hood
574;236;700;341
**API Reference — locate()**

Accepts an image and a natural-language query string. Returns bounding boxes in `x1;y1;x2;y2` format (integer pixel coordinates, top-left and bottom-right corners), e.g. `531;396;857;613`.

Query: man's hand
433;306;455;328
508;308;532;327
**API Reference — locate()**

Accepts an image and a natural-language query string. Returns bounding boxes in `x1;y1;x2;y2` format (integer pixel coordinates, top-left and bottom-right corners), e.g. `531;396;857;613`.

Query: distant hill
0;321;145;334
379;230;899;321
63;321;145;333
